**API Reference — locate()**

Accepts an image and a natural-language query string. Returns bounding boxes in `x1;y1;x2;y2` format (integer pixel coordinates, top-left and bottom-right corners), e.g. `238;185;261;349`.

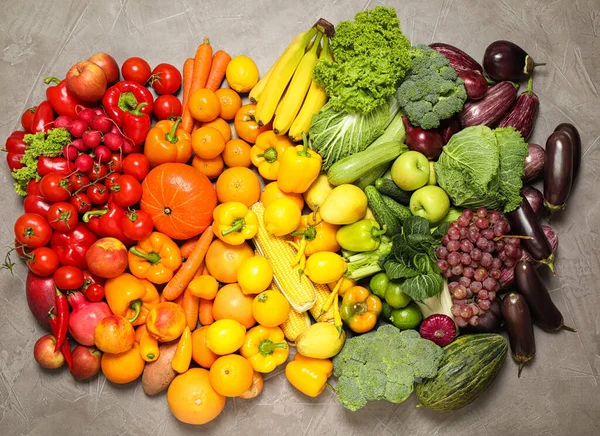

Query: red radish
82;130;102;149
54;116;73;129
458;70;488;101
109;125;122;136
70;345;102;380
26;271;56;328
419;314;458;346
403;116;444;159
103;132;124;151
34;334;65;369
122;137;141;155
69;120;88;138
71;139;87;152
77;108;96;124
67;291;112;346
94;145;111;162
90;115;113;133
63;145;79;161
75;154;94;172
93;108;105;117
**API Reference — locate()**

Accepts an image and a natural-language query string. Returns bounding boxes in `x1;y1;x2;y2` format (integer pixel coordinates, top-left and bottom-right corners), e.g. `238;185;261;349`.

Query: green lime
381;301;392;321
384;281;412;309
369;272;389;299
390;303;423;330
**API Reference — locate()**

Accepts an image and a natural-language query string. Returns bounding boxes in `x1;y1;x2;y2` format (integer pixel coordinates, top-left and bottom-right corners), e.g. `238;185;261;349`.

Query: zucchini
353;162;391;190
375;178;411;205
364;186;402;236
381;195;412;224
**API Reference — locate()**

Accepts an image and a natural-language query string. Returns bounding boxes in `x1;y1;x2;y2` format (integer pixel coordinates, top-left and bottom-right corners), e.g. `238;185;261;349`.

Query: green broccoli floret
335;376;368;411
396;45;467;130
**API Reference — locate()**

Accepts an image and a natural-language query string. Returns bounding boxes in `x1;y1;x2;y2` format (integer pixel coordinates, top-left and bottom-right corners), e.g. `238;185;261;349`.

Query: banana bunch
250;23;333;141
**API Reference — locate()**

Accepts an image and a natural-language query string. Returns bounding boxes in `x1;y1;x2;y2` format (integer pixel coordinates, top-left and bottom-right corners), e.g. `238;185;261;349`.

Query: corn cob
309;283;334;323
281;308;311;342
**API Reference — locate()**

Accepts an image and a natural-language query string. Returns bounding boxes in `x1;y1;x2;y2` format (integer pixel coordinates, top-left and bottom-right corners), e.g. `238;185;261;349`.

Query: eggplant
483;40;545;82
523;143;545;182
497;77;539;140
543;131;574;213
459;81;518;128
429;42;484;74
514;260;575;332
554;123;581;177
521;186;543;216
501;292;536;377
458;70;488;101
506;197;555;273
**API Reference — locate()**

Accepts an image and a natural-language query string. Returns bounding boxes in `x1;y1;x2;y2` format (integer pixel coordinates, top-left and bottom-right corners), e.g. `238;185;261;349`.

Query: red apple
88;53;120;85
66;61;107;102
70;345;102;380
85;237;127;278
34;334;65;369
26;271;56;328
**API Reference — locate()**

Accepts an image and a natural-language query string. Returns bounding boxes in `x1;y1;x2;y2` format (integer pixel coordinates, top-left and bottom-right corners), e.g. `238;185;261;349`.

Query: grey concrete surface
1;0;600;434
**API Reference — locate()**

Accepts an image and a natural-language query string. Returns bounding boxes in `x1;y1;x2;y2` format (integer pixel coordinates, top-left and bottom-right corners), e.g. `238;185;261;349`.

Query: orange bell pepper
250;131;293;180
339;286;381;334
128;232;182;284
143;117;193;167
105;273;160;326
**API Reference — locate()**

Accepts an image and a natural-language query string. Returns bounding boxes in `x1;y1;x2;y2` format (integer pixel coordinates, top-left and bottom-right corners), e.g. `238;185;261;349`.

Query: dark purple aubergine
523;143;545;182
543;131;574;214
514;260;575;332
497;77;539;140
483;40;545;82
506;197;555;273
459;81;518;128
555;123;581;177
458;70;488;100
429;42;484;74
501;292;536;377
521;186;543;216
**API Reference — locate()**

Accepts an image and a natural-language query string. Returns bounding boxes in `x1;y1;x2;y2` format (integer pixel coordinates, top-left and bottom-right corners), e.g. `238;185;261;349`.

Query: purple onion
459;70;488;101
403;116;444;159
439;117;461;145
521;186;543;216
524;143;545;182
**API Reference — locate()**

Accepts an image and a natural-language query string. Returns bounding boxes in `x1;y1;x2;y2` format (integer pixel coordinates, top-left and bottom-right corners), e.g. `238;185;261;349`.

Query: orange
215;88;242;120
205;239;254;284
202;117;231;142
191;326;219;368
212;283;256;328
167;368;226;425
209;354;254;397
192;154;224;179
101;343;145;384
252;290;290;327
234;104;271;144
222;139;252;168
192;126;226;159
215;167;260;207
188;88;220;123
260;181;304;211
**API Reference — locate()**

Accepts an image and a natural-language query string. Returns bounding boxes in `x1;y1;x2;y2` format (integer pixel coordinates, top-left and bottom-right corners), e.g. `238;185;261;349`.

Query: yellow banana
255;27;318;127
273;33;322;135
249;60;275;104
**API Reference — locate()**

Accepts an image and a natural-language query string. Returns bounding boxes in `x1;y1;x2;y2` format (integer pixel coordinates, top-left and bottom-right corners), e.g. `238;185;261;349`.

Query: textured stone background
1;0;599;435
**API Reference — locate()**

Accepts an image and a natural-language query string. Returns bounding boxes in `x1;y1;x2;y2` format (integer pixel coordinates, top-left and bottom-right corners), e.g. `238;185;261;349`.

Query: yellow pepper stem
129;247;161;265
221;217;246;236
299;132;312;158
127;299;142;323
257;147;278;163
258;339;288;356
165;117;182;143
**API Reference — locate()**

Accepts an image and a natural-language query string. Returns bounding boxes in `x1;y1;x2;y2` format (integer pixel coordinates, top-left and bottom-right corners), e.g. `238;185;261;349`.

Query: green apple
391;151;430;191
427;161;436;185
410;185;450;223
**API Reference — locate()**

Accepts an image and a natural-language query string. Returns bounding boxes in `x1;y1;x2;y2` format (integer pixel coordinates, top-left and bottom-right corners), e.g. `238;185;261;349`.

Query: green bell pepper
336;219;387;252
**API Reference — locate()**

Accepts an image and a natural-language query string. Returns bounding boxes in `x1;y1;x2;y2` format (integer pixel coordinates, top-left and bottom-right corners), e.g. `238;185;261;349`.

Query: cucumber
381;195;412;224
364;186;402;236
375;178;411;205
353;162;391;190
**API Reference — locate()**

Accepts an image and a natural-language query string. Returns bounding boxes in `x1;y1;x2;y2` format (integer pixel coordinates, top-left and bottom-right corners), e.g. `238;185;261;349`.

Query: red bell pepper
82;198;135;245
102;81;153;127
44;77;94;119
30;101;55;133
4;130;27;171
123;103;151;147
37;155;74;177
21;108;35;133
50;223;98;269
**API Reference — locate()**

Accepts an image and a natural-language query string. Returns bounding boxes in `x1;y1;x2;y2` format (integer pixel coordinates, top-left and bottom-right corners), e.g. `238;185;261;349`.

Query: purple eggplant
458;70;488;101
520;224;558;264
429;42;484;74
514;260;575;332
521;186;543;216
524;143;545;182
483;40;545;82
501;292;536;377
554;123;581;177
506;197;555;273
459;81;519;128
498;77;539;140
543;131;574;213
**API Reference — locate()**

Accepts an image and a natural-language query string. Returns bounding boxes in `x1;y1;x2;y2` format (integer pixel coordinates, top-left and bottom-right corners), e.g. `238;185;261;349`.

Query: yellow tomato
263;197;301;236
187;275;219;300
305;252;347;284
205;319;246;355
237;256;273;295
252;290;290;327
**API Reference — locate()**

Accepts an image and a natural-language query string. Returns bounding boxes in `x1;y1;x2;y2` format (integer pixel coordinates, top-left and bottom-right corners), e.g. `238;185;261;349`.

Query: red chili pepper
82;197;135;245
31;101;55;133
50;223;98;269
37;155;74;177
21;107;36;132
44;77;94;119
4;130;28;171
61;337;73;371
122;102;151;147
102;81;154;127
54;287;69;352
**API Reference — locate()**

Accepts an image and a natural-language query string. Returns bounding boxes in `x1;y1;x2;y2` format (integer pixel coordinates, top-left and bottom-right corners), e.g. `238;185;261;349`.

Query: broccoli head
396;45;467;130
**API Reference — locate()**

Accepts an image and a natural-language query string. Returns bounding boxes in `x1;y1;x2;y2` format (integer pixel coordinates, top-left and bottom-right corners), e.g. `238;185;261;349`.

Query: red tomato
39;173;72;202
108;152;123;173
26;247;59;276
150;63;182;95
123;209;153;241
70;194;92;214
82;269;105;288
23;195;51;218
121;57;152;84
111;174;142;207
21;107;35;132
104;173;120;191
87;163;109;182
86;184;110;205
14;213;52;248
83;283;105;302
26;180;42;196
69;172;91;191
47;202;79;232
121;153;150;181
54;265;84;290
153;94;183;120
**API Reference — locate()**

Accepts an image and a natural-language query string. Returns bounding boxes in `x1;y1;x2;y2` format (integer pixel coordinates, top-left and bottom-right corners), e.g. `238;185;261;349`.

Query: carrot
162;226;214;301
181;57;194;117
202;264;209;276
174;293;184;306
205;50;231;92
199;298;214;325
181;236;200;260
182;38;213;133
182;289;200;331
192;261;204;280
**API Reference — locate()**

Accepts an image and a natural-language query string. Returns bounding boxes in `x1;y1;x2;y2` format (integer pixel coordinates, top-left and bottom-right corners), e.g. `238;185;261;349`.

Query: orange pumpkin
141;163;217;240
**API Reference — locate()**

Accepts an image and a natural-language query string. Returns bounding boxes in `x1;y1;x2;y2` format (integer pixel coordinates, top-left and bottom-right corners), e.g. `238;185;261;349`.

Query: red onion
419;314;458;346
458;70;488;101
403;116;444;159
521;186;543;216
67;291;112;346
439;117;461;145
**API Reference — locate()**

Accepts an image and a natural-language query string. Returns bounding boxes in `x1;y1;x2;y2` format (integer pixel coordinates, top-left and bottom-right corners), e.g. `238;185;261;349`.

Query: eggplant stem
518;362;524;378
561;324;577;332
539;252;556;275
494;235;533;241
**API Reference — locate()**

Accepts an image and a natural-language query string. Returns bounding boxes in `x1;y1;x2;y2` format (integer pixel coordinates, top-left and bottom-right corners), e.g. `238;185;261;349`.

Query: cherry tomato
121;57;152;85
108;152;123;173
104;173;120;191
47;202;79;232
123;209;153;241
86;184;110;205
121;153;150;181
26;180;42;196
82;269;105;288
26;247;59;276
149;63;182;95
70;193;92;214
39;173;72;202
23;195;51;218
14;213;52;248
54;265;84;290
153;94;183;120
68;172;91;191
87;163;109;182
83;283;105;302
111;174;142;207
21;107;35;132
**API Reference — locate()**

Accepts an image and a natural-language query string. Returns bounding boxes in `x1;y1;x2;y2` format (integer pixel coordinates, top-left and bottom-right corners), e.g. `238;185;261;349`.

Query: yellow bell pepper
250;131;293;180
172;326;192;373
240;325;289;373
285;353;333;398
277;133;322;194
213;202;258;245
128;232;182;284
105;273;160;326
292;211;340;259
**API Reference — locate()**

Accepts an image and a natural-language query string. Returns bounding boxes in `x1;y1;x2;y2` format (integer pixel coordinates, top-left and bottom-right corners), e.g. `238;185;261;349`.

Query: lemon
263;197;301;236
237;255;274;295
205;319;246;355
305;252;347;284
226;56;259;93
